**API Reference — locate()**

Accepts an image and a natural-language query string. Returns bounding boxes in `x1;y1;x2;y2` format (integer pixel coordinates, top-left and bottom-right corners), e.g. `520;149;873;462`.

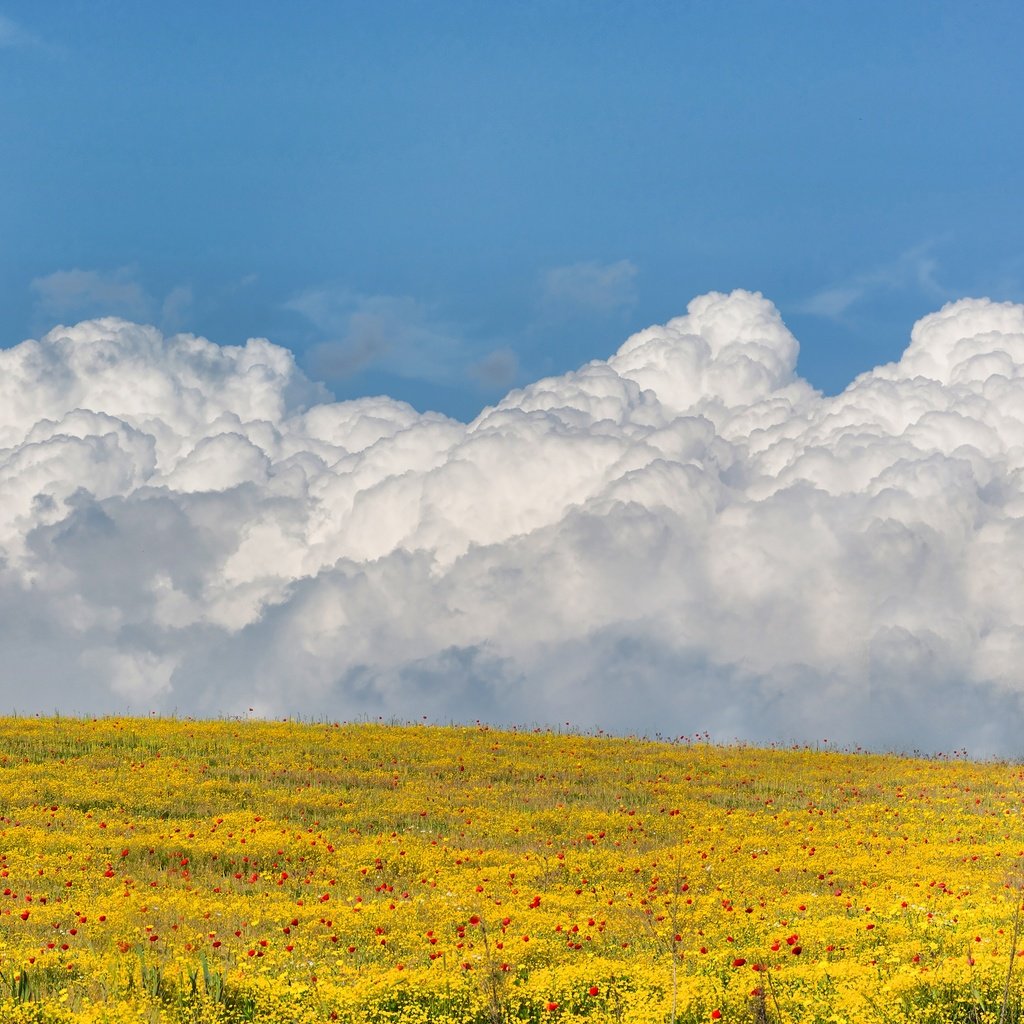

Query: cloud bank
3;291;1024;755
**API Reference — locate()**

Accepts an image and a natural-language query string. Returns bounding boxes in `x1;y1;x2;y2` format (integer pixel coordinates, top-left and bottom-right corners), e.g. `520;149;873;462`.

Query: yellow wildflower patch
0;717;1022;1023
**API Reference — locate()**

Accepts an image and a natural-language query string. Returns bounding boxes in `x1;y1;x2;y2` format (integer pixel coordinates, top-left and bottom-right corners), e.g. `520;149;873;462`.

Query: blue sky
2;0;1023;420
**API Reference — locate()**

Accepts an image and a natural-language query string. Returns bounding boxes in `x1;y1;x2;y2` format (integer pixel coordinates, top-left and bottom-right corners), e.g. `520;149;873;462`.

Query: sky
4;1;1023;417
2;3;1024;754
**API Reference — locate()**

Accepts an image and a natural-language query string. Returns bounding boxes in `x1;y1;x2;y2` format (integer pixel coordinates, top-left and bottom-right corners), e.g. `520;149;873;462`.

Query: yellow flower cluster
0;716;1022;1023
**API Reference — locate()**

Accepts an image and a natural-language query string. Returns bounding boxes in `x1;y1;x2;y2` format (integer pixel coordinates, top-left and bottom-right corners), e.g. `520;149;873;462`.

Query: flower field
0;718;1023;1022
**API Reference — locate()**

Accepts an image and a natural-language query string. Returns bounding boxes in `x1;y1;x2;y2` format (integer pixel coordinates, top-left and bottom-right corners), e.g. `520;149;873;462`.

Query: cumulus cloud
5;291;1024;754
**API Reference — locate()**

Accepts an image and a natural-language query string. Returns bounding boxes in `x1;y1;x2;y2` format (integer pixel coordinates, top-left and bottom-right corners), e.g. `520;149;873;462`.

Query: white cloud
31;267;193;334
32;267;151;323
468;348;519;390
286;288;469;384
160;285;194;332
5;290;1024;754
796;285;864;319
542;259;639;315
797;243;947;320
0;14;25;46
0;13;45;50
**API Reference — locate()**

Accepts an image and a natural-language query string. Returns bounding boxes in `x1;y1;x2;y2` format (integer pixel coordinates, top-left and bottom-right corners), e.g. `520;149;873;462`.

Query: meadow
0;717;1022;1023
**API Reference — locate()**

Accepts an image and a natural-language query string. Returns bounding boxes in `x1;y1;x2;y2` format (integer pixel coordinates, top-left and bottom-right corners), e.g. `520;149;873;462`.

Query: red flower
546;1002;559;1012
588;986;599;996
711;1012;723;1021
732;957;746;967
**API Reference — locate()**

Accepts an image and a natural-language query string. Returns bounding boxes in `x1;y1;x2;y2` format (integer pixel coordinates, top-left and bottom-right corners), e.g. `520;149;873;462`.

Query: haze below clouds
4;292;1024;756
